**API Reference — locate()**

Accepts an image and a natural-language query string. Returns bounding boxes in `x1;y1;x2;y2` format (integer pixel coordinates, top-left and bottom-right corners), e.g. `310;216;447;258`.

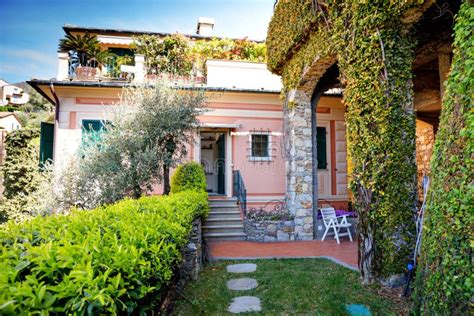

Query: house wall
0;116;22;132
50;86;349;207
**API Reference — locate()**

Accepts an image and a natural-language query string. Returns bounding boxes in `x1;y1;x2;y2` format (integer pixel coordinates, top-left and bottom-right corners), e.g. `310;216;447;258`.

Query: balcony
56;53;282;91
57;52;206;85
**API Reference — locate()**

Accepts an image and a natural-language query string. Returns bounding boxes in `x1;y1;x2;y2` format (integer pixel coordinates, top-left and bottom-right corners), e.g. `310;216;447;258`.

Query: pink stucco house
28;20;349;240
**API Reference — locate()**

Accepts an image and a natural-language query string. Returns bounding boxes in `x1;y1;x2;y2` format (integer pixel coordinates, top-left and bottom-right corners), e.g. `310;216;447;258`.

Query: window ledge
249;157;273;162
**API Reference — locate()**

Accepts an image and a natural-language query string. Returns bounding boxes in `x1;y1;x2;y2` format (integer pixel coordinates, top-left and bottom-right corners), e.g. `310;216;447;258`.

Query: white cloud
2;48;56;67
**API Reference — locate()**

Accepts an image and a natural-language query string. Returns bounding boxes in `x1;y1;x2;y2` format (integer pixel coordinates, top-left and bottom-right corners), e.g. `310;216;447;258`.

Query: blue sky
0;0;275;83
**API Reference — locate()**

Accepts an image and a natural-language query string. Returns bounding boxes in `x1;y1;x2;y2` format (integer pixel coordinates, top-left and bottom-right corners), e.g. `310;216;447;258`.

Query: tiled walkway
208;239;358;270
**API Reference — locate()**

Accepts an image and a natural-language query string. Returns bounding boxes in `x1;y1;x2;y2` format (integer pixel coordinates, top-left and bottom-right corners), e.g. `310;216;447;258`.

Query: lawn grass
174;259;404;315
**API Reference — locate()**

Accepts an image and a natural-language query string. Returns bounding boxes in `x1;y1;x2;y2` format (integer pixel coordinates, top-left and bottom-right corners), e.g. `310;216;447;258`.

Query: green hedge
0;190;208;314
171;161;207;194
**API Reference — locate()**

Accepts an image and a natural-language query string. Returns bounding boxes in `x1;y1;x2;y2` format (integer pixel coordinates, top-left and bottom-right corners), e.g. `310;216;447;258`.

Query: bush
171;161;206;194
0;190;208;314
1;129;40;199
0;129;45;223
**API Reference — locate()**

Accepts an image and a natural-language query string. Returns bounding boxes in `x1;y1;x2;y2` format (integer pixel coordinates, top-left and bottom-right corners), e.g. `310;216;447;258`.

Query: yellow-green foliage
334;2;418;279
266;0;319;73
267;1;423;280
171;161;207;194
0;191;208;314
414;2;473;313
0;129;41;223
133;34;266;76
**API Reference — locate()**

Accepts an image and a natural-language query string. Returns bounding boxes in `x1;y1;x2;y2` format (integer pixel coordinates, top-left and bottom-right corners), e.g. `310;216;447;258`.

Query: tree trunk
163;164;170;195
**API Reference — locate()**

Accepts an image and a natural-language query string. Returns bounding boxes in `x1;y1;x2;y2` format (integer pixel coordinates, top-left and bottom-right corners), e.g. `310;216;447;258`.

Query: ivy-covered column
414;2;473;313
284;90;314;240
336;6;417;282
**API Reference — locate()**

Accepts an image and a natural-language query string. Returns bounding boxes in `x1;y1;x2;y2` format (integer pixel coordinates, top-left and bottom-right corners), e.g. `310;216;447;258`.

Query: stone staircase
203;198;246;241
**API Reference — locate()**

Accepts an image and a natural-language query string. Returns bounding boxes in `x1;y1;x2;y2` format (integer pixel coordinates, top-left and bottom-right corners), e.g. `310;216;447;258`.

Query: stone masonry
244;218;296;242
180;218;203;281
416;124;435;200
284;90;314;240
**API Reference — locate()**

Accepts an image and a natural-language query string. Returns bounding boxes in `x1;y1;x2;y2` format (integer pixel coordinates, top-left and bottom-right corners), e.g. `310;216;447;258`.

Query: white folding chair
320;207;353;244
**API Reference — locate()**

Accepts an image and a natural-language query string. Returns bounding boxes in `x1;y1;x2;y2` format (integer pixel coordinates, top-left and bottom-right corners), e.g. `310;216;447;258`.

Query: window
317;127;327;169
82;119;108;146
250;133;271;161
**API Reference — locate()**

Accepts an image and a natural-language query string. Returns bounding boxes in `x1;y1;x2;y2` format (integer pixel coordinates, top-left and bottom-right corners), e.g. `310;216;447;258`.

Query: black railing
233;170;247;216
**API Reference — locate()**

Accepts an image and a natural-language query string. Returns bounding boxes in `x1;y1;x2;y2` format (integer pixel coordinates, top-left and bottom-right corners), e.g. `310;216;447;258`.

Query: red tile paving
208;239;358;270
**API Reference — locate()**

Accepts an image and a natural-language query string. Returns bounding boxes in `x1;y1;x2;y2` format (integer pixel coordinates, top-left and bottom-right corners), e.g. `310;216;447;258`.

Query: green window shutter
39;122;54;165
317;127;327;169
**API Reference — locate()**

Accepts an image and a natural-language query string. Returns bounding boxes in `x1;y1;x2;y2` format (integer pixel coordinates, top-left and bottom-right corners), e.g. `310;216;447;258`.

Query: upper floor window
250;133;271;161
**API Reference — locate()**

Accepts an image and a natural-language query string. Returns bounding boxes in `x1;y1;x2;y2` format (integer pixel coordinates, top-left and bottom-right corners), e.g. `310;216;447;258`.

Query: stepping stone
226;263;257;273
227;278;258;291
346;304;371;316
228;296;261;313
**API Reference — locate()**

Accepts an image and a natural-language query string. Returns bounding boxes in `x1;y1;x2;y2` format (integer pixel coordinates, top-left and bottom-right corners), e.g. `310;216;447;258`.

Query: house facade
28;21;350;211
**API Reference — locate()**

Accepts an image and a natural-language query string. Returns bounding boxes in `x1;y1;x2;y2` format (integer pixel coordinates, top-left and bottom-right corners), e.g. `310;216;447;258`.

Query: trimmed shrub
0;190;208;314
171;161;206;194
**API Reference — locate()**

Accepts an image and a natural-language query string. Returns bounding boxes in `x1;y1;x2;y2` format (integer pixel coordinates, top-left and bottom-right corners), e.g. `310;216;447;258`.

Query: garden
0;1;472;314
0;81;211;314
174;259;409;315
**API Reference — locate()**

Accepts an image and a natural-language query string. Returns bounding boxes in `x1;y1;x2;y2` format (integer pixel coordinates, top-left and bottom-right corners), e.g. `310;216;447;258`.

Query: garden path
226;263;261;313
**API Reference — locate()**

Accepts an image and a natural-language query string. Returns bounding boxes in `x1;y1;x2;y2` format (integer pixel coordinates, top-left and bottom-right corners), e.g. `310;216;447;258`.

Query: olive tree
57;82;207;209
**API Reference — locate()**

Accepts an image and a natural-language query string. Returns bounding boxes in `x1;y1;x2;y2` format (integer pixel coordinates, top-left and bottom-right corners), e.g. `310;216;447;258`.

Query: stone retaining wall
244;218;296;242
245;217;358;242
180;218;203;281
161;218;203;313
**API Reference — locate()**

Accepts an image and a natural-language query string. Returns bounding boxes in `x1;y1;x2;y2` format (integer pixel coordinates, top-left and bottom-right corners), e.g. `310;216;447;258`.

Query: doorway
200;131;226;195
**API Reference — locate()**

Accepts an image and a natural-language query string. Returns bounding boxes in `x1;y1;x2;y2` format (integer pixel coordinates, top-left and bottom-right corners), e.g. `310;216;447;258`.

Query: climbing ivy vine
267;1;425;282
414;2;473;313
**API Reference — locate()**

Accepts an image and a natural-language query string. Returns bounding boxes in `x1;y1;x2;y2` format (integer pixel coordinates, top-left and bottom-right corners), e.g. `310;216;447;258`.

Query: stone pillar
285;90;314;240
133;54;146;84
57;52;69;81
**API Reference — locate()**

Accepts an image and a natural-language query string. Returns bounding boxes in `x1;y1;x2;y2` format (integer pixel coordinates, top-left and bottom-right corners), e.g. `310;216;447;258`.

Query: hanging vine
413;2;473;313
267;0;427;282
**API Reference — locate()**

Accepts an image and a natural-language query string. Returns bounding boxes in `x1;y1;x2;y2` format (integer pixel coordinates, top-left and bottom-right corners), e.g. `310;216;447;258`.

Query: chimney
196;17;215;36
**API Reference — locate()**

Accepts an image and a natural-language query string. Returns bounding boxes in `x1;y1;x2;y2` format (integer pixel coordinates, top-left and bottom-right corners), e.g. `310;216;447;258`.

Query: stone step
209;208;240;215
209;204;239;210
209;202;239;207
208;197;237;203
204;232;247;241
207;211;242;219
203;225;245;234
205;217;243;224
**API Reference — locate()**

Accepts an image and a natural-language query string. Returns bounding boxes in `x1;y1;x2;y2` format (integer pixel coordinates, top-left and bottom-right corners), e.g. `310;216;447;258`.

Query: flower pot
76;66;97;80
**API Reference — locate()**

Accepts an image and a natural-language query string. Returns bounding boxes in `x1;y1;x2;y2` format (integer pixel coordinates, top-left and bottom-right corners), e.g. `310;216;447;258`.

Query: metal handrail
233;170;247;216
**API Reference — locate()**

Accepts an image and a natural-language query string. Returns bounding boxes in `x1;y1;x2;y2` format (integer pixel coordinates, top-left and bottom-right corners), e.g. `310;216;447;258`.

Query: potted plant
59;33;109;79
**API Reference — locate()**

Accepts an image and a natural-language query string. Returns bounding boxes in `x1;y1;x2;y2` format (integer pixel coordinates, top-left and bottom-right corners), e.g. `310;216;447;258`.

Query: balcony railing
57;52;207;85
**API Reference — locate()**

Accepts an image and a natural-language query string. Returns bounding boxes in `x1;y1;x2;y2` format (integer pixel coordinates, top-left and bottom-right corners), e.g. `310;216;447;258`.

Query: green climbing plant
133;34;266;77
414;2;473;313
267;0;424;282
